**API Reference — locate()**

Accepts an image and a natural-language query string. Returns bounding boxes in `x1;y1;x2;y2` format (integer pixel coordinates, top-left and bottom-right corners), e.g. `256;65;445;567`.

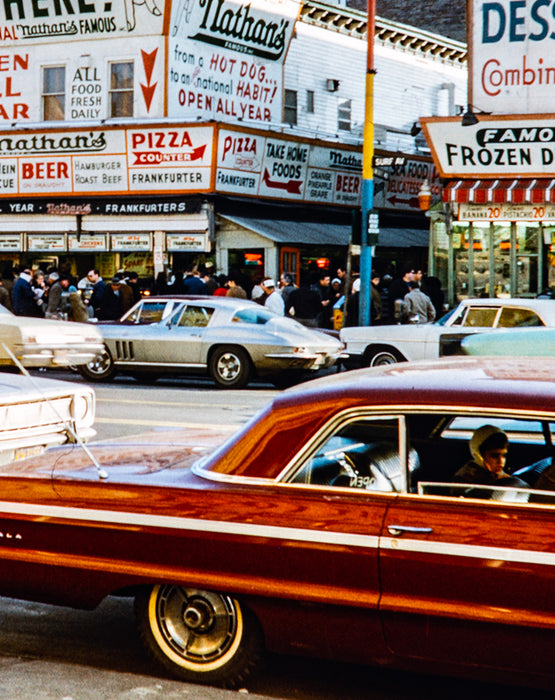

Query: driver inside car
452;424;529;489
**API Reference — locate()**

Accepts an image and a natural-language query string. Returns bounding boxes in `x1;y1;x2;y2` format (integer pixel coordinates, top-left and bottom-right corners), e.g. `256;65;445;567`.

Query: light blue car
461;327;555;356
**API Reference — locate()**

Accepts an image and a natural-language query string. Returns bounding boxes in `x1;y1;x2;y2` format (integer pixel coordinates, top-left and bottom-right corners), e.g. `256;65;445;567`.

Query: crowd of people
0;266;142;323
0;261;444;328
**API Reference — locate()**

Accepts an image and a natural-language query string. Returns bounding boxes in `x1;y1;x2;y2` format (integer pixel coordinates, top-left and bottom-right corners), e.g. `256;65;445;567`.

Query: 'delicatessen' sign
420;115;555;178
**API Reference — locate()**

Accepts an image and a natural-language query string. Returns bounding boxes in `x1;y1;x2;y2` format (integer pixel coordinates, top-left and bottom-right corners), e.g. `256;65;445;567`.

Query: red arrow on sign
140;48;158;112
262;168;302;195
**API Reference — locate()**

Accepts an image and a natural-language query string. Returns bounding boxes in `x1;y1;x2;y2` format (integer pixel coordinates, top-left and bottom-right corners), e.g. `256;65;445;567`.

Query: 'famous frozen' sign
472;0;555;113
421;115;555;177
168;0;300;124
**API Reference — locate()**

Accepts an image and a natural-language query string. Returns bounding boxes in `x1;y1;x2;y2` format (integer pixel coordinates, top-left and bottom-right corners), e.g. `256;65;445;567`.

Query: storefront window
452;222;470;299
544;224;555;291
491;222;511;297
515;222;540;297
471;222;491;297
431;220;448;293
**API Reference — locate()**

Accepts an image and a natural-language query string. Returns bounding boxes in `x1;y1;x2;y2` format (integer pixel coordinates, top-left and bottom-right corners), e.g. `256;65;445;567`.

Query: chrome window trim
193;404;555;487
277;411;407;489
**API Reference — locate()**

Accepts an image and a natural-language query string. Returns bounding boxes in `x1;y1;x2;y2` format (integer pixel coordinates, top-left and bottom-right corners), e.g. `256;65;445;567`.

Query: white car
0;305;103;369
0;373;95;465
340;298;555;367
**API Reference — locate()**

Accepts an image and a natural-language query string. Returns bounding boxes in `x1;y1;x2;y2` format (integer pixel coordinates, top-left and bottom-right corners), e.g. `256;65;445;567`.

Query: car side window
461;307;499;327
232;308;273;325
497;307;544;327
287;417;418;493
410;413;555;504
136;302;171;324
448;306;466;326
175;305;214;328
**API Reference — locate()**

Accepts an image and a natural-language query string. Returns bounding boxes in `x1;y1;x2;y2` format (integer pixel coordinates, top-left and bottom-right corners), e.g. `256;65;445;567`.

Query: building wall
285;10;467;152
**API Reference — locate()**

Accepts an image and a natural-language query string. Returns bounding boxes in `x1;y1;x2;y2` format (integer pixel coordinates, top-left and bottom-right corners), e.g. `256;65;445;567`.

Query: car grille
115;340;134;361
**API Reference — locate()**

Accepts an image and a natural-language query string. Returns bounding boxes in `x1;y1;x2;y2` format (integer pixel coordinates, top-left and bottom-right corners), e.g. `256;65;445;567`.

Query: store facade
421;115;555;306
421;0;555;306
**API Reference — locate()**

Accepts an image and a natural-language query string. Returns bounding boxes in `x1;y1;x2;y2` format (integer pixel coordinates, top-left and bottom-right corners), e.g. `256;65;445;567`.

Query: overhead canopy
444;179;555;205
220;216;429;248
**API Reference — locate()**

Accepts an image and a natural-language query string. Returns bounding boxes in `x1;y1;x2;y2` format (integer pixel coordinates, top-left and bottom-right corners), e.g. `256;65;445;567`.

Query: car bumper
14;344;105;367
264;352;342;371
0;425;96;466
340;352;365;370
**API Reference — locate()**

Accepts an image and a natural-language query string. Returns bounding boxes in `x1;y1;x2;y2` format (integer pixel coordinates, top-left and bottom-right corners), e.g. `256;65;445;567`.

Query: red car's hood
0;427;235;484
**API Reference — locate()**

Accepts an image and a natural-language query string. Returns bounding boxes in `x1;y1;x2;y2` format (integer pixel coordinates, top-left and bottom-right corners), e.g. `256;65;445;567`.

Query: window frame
284;89;298;126
278;409;408;493
337;98;352;132
42;65;66;121
109;60;134;118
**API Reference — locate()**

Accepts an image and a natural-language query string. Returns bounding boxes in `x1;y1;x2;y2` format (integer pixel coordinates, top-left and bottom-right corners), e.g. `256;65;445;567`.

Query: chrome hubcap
217;353;240;381
89;350;111;374
155;587;238;663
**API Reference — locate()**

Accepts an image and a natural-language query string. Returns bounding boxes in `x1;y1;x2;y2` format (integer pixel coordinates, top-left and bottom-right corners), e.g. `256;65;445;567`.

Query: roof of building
301;0;467;65
219;215;429;248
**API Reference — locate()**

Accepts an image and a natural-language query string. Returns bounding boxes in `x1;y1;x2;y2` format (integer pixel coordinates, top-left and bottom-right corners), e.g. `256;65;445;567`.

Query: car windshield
435;308;456;326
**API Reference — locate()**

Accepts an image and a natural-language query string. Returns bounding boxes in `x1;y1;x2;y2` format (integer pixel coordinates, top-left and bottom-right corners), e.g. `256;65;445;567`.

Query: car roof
277;356;555;412
459;297;553;310
145;295;257;307
200;357;555;479
462;327;555;356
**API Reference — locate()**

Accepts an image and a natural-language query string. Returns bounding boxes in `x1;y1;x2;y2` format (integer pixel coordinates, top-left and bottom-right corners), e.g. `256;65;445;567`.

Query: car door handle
387;525;433;536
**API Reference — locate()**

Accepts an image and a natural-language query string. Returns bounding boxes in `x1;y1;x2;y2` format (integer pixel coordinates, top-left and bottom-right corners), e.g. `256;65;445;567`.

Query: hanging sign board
111;233;152;251
27;233;65;251
68;234;107;251
166;233;209;251
421;115;555;178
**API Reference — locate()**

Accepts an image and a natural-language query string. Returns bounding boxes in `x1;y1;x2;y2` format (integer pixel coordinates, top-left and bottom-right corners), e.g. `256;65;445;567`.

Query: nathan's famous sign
0;0;164;42
168;0;301;124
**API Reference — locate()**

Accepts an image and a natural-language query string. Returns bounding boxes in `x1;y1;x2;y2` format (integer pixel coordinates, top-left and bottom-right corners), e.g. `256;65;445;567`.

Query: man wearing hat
261;278;284;315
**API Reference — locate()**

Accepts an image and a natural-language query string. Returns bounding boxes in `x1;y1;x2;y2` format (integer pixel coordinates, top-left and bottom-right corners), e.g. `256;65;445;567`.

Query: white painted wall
284;20;467;150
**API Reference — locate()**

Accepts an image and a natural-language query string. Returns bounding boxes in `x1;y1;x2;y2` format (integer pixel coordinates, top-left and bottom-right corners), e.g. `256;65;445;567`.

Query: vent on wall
326;79;340;92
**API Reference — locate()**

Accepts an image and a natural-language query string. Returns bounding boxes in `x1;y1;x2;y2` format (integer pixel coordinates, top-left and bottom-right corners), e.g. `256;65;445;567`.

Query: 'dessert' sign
472;0;555;113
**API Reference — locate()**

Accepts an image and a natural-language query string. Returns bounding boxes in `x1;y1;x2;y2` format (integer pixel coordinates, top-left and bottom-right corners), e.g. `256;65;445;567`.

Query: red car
2;357;555;689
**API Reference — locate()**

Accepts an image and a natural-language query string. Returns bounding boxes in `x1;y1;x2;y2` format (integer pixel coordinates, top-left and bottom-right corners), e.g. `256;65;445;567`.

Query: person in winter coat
13;269;41;317
402;280;436;324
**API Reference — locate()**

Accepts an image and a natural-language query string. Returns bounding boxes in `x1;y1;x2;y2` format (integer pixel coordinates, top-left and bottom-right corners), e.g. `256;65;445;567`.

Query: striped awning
443;179;555;204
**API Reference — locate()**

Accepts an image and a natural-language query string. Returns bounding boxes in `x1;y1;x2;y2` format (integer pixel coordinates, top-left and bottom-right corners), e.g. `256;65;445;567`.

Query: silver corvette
80;296;344;389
